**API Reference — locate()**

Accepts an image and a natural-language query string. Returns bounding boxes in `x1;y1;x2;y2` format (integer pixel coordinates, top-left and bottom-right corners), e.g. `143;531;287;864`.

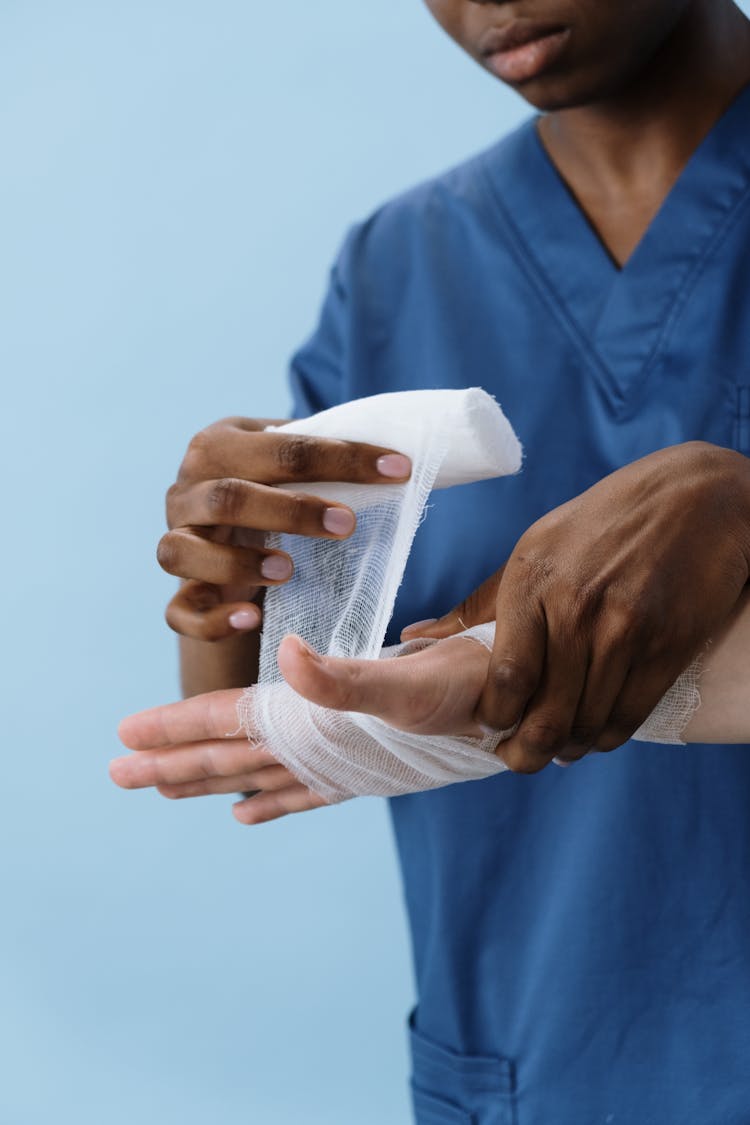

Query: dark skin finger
554;642;632;762
595;654;702;752
176;421;411;489
167;478;357;539
476;564;546;735
164;580;262;642
496;614;588;773
401;567;502;641
157;527;294;588
232;784;328;826
163;417;411;645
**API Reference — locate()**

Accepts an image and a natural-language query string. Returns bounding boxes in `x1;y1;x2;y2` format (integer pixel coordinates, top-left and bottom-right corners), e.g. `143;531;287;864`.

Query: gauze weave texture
237;389;522;802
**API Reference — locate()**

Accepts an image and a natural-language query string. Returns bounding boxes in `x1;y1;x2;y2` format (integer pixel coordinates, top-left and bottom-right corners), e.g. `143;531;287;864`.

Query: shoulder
336;119;534;283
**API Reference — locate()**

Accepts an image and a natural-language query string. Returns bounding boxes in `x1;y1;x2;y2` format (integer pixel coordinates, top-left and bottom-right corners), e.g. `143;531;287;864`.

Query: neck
539;0;750;194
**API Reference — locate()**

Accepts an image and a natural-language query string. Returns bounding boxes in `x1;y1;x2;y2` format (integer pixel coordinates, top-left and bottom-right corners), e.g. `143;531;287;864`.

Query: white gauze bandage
237;389;704;802
237;389;523;801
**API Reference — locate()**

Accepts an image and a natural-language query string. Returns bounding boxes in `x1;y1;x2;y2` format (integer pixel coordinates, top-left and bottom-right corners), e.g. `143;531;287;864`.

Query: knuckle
188;428;211;455
277;436;314;477
180;424;228;480
284;490;312;527
165;482;182;524
206;478;246;520
571;576;607;622
156;533;181;575
519;720;567;757
605;590;658;647
512;535;555;587
489;659;536;699
163;601;182;633
332;440;360;478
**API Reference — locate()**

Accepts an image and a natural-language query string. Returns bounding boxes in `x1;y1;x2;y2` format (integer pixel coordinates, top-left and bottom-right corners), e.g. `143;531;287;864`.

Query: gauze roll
237;389;522;801
256;388;522;667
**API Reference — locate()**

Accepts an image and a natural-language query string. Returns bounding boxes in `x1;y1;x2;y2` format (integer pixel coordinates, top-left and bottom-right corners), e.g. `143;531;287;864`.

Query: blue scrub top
290;85;750;1125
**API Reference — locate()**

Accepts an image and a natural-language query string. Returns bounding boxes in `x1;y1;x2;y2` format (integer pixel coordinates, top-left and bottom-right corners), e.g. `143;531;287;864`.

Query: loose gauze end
236;388;523;802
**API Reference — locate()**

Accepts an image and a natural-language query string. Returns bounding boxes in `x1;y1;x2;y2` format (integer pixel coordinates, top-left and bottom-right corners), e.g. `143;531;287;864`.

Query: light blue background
7;2;748;1122
0;3;525;1123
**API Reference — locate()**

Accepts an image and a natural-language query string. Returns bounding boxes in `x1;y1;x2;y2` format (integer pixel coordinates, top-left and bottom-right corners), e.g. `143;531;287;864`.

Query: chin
504;77;622;113
502;57;649;113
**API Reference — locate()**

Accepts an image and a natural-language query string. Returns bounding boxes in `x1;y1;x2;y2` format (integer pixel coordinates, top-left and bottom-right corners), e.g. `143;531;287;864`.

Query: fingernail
229;609;260;631
401;618;437;637
323;507;356;536
553;757;572;768
376;454;411;479
294;635;322;663
261;555;293;581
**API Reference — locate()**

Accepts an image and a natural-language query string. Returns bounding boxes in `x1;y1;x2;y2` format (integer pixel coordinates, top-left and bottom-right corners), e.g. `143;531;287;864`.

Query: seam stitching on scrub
480;148;750;404
479;163;621;395
639;182;750;383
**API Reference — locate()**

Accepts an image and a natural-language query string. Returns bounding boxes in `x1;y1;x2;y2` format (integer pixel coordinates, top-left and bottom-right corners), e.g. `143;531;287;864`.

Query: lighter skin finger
109;739;276;790
117;688;247;750
157;763;299;799
276;633;490;737
232;784;328;826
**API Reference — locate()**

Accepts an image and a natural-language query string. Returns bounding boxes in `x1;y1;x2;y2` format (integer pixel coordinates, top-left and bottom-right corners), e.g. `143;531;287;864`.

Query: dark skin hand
392;0;750;772
404;444;750;771
160;416;411;695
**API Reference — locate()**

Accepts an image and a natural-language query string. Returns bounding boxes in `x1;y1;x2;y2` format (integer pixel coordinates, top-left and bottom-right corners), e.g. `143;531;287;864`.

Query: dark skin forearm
180;631;260;698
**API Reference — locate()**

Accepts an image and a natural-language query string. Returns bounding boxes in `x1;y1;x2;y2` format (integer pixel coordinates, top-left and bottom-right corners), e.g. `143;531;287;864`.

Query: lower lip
487;29;571;84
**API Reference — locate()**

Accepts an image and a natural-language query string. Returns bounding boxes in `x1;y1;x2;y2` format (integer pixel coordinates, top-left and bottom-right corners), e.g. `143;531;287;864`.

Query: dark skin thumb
401;566;505;641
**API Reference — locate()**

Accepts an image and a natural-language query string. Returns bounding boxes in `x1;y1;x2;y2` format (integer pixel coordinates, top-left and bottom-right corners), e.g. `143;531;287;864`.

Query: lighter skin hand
110;590;750;824
111;634;491;825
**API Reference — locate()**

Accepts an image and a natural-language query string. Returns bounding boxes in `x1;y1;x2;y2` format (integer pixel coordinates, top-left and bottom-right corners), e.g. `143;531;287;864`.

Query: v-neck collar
481;82;750;399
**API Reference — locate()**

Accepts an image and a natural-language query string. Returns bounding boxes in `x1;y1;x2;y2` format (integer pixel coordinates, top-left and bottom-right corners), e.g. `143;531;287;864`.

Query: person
113;1;750;1120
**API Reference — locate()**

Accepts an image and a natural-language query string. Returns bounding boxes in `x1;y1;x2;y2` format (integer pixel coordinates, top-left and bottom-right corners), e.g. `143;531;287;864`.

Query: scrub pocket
409;1011;517;1125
